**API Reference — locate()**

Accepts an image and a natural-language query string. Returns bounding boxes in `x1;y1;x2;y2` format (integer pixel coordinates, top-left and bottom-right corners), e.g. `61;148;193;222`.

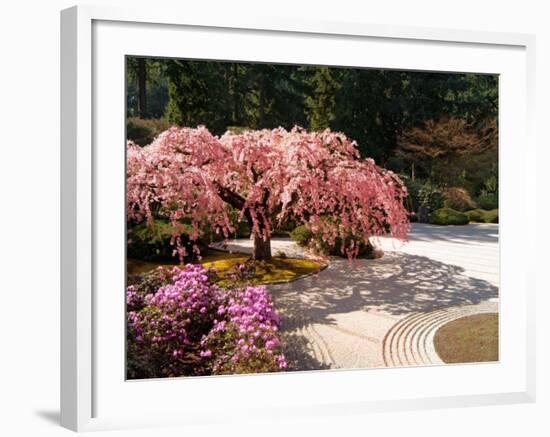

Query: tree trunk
137;58;147;118
253;234;272;260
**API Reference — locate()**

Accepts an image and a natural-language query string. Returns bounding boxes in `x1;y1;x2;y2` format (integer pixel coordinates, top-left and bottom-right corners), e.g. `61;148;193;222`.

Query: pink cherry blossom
127;126;410;260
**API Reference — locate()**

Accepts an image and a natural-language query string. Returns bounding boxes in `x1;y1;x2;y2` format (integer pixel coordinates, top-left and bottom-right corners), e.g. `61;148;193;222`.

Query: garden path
216;223;499;370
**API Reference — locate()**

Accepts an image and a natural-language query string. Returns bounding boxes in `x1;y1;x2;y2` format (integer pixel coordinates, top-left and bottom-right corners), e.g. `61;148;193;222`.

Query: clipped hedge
465;208;499;224
428;208;469;226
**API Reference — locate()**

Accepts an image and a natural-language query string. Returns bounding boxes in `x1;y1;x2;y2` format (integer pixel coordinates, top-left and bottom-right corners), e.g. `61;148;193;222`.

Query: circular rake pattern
382;300;498;367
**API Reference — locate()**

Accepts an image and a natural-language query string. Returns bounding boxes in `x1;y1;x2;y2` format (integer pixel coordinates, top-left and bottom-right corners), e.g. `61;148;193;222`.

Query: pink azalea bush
127;264;286;379
127;126;410;260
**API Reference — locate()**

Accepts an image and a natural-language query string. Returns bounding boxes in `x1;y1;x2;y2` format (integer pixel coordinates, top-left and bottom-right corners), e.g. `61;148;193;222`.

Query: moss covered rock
429;208;469;226
465;208;498;223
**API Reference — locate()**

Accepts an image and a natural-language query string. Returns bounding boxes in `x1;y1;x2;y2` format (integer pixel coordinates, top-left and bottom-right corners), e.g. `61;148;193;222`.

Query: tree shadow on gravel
279;331;332;372
270;252;498;333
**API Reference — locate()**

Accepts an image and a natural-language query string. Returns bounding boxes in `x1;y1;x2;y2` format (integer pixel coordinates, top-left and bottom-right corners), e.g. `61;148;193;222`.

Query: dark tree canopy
126;57;498;194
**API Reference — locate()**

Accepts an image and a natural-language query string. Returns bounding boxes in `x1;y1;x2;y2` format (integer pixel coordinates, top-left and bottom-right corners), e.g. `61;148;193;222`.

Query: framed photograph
61;5;536;432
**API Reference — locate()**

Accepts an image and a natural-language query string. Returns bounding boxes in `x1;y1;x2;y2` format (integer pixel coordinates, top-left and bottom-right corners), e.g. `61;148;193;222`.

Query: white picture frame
60;4;536;432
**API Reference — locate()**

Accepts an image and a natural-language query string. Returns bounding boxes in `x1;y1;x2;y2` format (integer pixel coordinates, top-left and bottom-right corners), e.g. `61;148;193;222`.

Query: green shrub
476;175;498;209
289;225;313;247
476;192;498;210
127;219;208;262
127;117;171;146
290;223;377;258
234;221;251;238
221;210;251;239
400;176;422;213
225;126;251;134
429;208;469;226
417;182;444;211
400;177;445;221
272;219;298;237
465;208;499;223
322;237;376;258
443;187;477;212
465;209;485;223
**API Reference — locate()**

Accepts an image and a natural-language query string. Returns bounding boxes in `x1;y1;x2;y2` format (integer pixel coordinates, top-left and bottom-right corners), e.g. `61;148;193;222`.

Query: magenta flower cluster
127;264;286;378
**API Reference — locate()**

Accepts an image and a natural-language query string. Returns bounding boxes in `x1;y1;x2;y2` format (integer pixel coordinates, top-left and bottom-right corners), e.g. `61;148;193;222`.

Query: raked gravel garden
211;223;499;371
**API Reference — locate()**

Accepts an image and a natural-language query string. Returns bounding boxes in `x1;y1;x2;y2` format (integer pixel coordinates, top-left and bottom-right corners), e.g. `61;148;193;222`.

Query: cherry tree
127;126;410;261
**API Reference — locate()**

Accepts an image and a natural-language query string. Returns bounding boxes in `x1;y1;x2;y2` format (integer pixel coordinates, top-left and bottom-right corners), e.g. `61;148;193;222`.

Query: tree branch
214;182;246;210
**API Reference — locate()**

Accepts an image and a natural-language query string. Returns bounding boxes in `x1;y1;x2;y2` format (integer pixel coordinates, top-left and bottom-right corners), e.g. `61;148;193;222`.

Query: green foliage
235;221;251;239
465;209;498;223
333;69;410;160
223;210;251;239
464;209;484;223
164;60;213;129
401;177;446;214
249;64;308;130
162;60;308;135
305;67;340;131
476;193;498;210
126;57;498;167
271;219;299;238
400;176;422;213
476;175;499;209
127;219;208;262
225;126;250;134
290;224;377;258
126;267;175;305
125;57;498;219
443;187;477;212
289;225;314;247
126;58;170;118
428;208;469;226
483;175;498;193
320;236;376;258
429;150;498;196
417;182;444;211
127;117;171;146
397;117;497;187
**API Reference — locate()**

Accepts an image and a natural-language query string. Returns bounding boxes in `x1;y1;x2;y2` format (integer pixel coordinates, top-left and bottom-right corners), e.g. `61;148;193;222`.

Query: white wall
0;1;547;436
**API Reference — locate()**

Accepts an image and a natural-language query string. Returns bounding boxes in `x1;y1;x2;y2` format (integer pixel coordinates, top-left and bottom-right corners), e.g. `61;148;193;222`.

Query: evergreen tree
127;56;499;192
305;67;340;131
164;60;210;128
